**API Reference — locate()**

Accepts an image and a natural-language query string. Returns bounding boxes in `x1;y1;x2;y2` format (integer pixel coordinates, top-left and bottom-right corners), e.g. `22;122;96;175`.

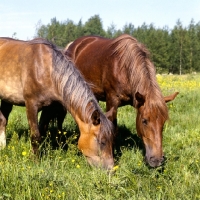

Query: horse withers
0;37;115;170
65;34;178;168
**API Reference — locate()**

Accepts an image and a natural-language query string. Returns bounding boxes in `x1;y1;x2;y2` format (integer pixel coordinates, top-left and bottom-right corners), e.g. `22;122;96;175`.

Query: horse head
75;109;114;170
135;92;178;167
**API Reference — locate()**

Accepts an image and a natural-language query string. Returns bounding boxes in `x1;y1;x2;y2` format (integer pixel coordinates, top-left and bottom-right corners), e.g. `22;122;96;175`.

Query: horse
64;34;178;168
0;37;115;170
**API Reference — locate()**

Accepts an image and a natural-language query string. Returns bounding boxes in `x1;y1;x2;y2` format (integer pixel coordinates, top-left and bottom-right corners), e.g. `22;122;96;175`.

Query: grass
0;74;200;199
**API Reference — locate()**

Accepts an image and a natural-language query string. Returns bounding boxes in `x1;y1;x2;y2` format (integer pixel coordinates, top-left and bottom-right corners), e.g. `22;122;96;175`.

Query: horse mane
109;34;168;120
53;49;114;137
40;41;113;139
27;38;96;120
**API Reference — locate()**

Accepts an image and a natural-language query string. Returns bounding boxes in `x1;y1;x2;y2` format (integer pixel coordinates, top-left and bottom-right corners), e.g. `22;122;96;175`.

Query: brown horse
0;37;115;170
64;34;178;167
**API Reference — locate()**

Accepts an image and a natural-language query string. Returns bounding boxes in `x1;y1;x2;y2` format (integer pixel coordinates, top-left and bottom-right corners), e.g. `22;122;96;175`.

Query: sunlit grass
0;74;200;199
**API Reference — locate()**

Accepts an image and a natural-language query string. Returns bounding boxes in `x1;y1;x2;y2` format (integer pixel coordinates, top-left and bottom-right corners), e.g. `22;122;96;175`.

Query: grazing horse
0;37;115;170
64;34;178;167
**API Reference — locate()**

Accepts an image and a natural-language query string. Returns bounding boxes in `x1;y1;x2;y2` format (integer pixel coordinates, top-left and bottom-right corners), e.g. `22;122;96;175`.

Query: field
0;74;200;199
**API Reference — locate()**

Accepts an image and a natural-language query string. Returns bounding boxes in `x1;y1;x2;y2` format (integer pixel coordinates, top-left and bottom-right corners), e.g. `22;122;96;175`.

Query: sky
0;0;200;40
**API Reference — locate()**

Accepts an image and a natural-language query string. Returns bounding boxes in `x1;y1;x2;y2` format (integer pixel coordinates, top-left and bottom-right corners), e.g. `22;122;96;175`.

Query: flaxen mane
109;34;168;120
52;47;114;139
28;38;114;138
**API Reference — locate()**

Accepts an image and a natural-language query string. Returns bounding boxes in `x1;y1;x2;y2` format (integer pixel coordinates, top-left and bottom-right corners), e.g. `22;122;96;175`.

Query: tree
106;23;117;38
35;15;200;74
169;20;188;74
75;19;84;39
35;20;48;38
186;19;200;73
123;23;135;35
83;15;106;36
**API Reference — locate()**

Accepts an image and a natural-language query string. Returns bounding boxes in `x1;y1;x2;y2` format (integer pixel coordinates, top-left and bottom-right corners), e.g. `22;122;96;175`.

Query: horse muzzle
145;155;165;168
86;155;114;170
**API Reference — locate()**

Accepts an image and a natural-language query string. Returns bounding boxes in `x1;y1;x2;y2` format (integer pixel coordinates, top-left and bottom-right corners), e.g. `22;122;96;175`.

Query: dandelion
71;159;75;163
113;165;119;170
22;151;27;156
63;132;67;135
76;164;80;168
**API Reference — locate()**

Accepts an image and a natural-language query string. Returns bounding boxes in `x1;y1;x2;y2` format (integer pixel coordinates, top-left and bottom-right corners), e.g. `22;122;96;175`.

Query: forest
35;15;200;74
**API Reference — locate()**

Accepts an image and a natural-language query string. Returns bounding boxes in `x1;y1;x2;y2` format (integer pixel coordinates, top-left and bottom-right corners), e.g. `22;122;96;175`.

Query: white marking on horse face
0;130;6;149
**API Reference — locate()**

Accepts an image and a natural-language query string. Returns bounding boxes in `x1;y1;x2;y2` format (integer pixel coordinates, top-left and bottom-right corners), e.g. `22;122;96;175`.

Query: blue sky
0;0;200;40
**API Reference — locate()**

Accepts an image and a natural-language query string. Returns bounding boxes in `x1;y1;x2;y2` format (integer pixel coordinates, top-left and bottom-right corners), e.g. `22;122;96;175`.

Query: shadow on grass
6;121;146;165
6;128;29;144
114;125;144;159
6;123;80;156
115;125;168;174
39;124;80;153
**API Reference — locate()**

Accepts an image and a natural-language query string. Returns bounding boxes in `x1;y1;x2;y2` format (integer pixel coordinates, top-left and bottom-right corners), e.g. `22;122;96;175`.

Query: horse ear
164;92;179;103
105;107;115;122
91;110;100;126
135;92;145;108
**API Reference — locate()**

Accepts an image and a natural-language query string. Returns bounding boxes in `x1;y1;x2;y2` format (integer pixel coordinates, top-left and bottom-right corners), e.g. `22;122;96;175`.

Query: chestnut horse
0;37;115;170
64;34;178;167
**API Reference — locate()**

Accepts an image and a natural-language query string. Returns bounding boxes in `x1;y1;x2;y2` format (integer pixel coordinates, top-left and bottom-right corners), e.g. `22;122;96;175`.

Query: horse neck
52;51;98;123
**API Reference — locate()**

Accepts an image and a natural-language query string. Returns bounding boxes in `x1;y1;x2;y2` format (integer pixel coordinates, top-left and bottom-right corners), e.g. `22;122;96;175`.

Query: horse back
0;38;53;105
65;36;132;104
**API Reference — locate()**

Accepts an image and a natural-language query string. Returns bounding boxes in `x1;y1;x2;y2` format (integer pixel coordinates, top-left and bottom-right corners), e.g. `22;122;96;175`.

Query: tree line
35;15;200;74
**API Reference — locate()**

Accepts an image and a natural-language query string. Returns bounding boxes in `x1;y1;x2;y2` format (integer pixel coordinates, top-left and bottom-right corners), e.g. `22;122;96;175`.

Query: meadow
0;74;200;200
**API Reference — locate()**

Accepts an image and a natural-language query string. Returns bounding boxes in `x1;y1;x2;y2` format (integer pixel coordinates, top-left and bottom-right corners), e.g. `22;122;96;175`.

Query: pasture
0;74;200;199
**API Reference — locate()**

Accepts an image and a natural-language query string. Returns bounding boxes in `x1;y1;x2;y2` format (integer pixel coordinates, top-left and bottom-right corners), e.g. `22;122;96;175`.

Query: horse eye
97;138;106;147
100;141;106;146
142;118;148;125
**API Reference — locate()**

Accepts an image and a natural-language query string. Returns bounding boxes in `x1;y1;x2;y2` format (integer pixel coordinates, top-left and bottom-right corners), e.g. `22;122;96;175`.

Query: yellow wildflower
113;165;119;170
22;151;27;156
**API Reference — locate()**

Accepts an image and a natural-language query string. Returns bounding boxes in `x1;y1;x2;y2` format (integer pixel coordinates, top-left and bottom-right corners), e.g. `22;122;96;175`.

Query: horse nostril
150;156;155;161
149;156;165;167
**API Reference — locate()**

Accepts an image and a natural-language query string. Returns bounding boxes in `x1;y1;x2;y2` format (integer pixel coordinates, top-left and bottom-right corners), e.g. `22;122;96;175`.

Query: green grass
0;74;200;199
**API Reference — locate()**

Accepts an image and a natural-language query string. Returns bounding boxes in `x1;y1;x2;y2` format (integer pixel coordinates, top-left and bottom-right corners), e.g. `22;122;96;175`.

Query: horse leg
25;101;40;154
1;101;13;122
0;101;13;149
39;102;66;147
0;110;6;149
39;105;54;140
56;104;67;146
106;98;118;128
56;103;67;133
